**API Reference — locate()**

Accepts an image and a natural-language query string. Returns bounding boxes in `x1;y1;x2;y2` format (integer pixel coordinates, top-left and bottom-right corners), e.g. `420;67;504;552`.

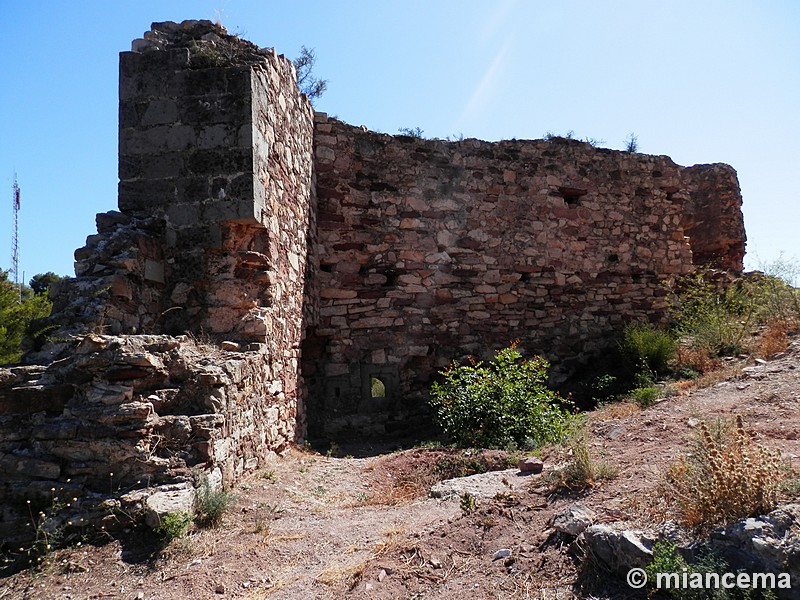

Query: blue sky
1;1;798;280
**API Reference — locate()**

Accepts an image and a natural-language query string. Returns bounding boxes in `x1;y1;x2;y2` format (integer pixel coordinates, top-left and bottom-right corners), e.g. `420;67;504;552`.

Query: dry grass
672;364;743;393
257;532;305;548
314;559;368;588
664;415;784;533
543;429;617;491
312;529;406;592
592;401;640;421
162;530;218;561
369;476;426;505
239;574;301;598
673;345;722;375
373;528;406;557
363;449;514;506
754;320;792;358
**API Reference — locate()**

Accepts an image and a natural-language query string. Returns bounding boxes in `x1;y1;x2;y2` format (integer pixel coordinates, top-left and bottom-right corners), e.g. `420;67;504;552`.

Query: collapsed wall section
1;21;315;546
0;334;297;547
305;117;744;437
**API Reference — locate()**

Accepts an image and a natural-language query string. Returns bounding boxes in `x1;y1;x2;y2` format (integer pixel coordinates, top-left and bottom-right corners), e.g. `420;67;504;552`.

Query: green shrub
459;492;477;516
429;344;573;449
670;275;756;356
743;271;800;329
588;373;621;404
645;540;779;599
0;271;53;364
630;386;660;408
398;126;425;138
195;477;235;528
618;323;677;377
155;511;192;543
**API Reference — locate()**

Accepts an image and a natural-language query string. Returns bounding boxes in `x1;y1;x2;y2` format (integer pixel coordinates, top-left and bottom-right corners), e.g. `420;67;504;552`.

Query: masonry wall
0;334;298;546
305;116;744;437
115;22;315;347
681;163;746;271
0;20;747;546
1;21;316;546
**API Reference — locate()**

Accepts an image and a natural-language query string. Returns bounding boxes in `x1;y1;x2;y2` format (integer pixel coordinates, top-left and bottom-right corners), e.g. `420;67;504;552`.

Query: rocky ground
3;340;800;600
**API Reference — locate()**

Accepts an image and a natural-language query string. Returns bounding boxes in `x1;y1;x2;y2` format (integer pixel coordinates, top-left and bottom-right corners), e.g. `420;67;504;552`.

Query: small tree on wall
293;46;327;102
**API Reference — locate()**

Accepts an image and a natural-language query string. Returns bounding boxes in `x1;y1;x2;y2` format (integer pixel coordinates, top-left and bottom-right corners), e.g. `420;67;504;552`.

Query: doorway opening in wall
370;377;386;399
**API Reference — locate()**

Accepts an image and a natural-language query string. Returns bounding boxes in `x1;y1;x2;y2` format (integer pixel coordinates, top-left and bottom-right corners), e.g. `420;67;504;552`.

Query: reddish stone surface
306;119;744;436
518;457;545;473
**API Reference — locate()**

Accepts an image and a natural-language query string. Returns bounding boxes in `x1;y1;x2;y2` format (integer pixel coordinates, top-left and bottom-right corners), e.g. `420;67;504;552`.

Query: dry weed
592;401;640;421
543;429;617;491
355;476;424;506
665;415;783;533
673;345;721;375
252;532;305;550
240;574;300;598
373;528;406;557
164;530;218;560
754;320;791;358
673;364;742;393
314;559;367;588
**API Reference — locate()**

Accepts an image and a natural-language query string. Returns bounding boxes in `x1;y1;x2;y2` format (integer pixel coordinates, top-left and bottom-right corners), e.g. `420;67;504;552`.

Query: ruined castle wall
1;22;317;543
42;21;315;428
306;116;743;437
81;21;317;349
110;22;316;445
248;56;316;377
681;163;746;271
0;20;748;545
0;334;298;545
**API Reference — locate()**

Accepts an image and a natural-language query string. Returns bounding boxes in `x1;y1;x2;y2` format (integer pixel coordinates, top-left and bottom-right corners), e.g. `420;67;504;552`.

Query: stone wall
26;18;314;464
305;117;744;437
0;334;296;546
0;19;746;545
37;20;315;348
681;163;746;271
1;21;315;545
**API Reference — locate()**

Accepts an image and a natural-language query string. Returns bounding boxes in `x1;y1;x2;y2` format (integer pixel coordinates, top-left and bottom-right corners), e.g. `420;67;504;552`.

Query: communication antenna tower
11;174;20;290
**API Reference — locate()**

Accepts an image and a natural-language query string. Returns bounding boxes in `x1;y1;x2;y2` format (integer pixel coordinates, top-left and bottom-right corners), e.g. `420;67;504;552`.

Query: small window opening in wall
558;186;586;207
320;263;333;273
378;268;400;287
370;377;386;399
334;386;341;398
607;254;619;263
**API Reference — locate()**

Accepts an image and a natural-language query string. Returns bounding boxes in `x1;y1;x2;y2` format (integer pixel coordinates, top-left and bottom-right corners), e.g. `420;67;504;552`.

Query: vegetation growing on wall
293;46;327;101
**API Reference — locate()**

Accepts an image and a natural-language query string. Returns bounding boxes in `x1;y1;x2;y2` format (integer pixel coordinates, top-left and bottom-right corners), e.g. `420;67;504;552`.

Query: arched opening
370;377;386;399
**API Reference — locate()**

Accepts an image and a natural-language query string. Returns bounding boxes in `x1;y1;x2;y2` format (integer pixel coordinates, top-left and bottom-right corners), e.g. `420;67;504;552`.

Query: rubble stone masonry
305;117;744;436
0;20;745;543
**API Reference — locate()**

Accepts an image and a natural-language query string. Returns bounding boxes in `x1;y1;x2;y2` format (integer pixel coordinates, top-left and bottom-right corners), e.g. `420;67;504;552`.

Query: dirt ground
3;340;800;600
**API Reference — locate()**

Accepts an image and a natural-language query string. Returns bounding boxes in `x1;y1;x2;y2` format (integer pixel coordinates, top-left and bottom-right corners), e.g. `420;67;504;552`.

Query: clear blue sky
1;1;798;280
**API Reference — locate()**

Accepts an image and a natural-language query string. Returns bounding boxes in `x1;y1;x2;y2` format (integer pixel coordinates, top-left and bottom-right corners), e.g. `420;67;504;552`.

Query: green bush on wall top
429;343;573;449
